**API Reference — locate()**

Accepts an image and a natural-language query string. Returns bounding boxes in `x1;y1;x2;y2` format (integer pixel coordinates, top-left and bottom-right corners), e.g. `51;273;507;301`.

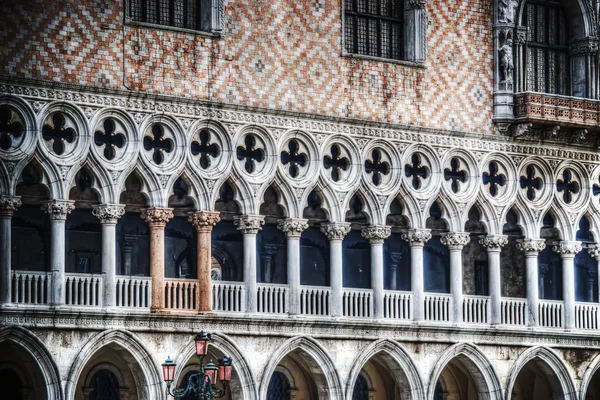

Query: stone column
589;247;600;303
0;196;21;306
140;207;173;313
517;239;546;327
234;215;264;314
587;269;596;302
321;222;351;318
92;204;125;308
554;241;582;330
389;252;402;290
120;234;137;276
361;226;391;319
41;200;75;306
278;218;309;315
188;211;220;313
401;228;431;322
479;235;508;325
441;232;470;324
261;244;279;283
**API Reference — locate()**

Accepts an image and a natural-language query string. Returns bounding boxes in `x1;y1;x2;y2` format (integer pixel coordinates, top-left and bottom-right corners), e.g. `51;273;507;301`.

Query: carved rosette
234;215;265;234
440;232;470;250
277;218;309;239
320;222;351;241
0;195;21;218
401;228;431;246
140;207;174;228
479;235;509;252
41;200;75;221
92;204;125;224
517;239;546;255
553;241;582;257
361;225;391;244
188;211;221;232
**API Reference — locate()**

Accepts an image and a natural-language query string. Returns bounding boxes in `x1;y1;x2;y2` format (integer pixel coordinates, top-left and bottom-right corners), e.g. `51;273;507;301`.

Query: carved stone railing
343;288;373;318
575;302;599;330
500;297;527;326
11;271;50;305
212;281;245;313
514;92;600;128
383;291;412;320
300;285;331;316
164;278;198;311
463;295;489;324
424;293;452;322
539;300;564;328
65;273;103;307
257;283;289;314
116;276;151;308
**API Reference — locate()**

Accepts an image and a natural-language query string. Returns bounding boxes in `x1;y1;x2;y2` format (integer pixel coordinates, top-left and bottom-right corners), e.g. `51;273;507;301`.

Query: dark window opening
129;0;211;32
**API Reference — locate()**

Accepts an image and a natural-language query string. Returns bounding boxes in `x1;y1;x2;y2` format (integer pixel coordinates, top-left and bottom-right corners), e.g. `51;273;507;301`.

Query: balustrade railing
116;276;151;308
65;273;103;306
383;291;411;320
11;271;50;305
538;300;564;328
257;283;289;314
343;288;373;318
500;298;527;326
424;294;451;322
164;278;198;311
575;302;599;330
300;286;331;316
212;281;245;312
463;295;489;324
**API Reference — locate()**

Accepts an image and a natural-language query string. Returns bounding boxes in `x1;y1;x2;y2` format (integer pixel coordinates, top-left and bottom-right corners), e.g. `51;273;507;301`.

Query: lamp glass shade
195;332;211;356
218;358;233;382
205;361;217;383
162;358;176;383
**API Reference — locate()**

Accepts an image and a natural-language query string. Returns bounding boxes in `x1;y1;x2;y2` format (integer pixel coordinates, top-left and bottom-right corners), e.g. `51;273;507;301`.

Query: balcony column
0;196;21;306
140;207;174;313
278;218;309;315
42;200;75;306
589;247;600;303
188;211;220;313
389;252;402;290
321;222;351;318
92;204;125;308
479;235;508;325
554;241;582;330
361;225;391;320
261;244;279;283
234;215;264;314
401;228;431;322
120;235;137;276
441;232;471;324
517;239;546;327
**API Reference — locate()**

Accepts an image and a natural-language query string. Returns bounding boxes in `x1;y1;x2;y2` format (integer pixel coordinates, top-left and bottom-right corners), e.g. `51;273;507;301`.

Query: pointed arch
259;336;343;400
65;162;109;204
121;164;162;207
389;186;419;229
580;352;600;400
300;183;333;222
577;206;600;243
465;200;492;235
11;155;56;199
258;177;291;219
165;170;202;210
343;188;373;225
516;0;597;39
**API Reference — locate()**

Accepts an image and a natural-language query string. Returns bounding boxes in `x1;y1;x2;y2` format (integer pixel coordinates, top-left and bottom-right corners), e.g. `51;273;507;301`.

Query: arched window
352;374;370;400
89;369;120;400
267;371;291;400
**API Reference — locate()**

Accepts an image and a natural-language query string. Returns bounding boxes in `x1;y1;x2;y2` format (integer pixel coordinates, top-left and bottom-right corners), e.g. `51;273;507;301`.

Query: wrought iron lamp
162;331;233;399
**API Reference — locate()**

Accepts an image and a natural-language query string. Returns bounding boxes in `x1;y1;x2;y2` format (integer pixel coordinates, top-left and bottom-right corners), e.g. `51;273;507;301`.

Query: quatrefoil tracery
520;165;543;201
0;106;24;151
444;158;467;193
405;154;429;190
42;113;76;155
236;134;265;174
143;124;173;165
323;144;349;182
556;169;580;204
94;118;125;161
365;149;390;186
191;129;220;169
281;140;307;178
482;162;506;197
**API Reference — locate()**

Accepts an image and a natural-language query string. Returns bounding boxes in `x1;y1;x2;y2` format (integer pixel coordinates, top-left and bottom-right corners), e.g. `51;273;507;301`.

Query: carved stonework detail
188;211;221;232
361;225;391;244
589;246;600;261
569;38;599;56
408;0;426;9
320;222;351;241
140;207;174;228
234;215;265;234
498;0;517;23
517;239;546;255
92;204;125;224
401;228;431;246
553;241;582;256
440;232;470;250
278;218;309;238
0;195;21;218
41;200;75;221
498;37;514;83
479;235;508;251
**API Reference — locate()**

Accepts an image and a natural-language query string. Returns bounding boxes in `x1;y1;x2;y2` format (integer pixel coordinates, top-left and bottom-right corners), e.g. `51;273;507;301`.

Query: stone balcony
514;92;600;130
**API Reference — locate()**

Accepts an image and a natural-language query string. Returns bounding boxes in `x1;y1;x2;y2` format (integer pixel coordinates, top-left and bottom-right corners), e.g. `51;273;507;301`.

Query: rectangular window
128;0;211;32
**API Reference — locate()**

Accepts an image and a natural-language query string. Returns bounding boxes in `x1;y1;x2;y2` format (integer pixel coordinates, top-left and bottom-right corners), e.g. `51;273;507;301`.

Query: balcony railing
116;276;151;308
539;299;564;328
424;294;452;322
463;295;489;324
300;285;331;316
575;302;599;330
212;281;245;313
383;291;411;320
257;283;289;314
164;278;198;311
500;298;527;326
65;273;102;307
514;92;600;128
11;271;50;305
343;288;373;318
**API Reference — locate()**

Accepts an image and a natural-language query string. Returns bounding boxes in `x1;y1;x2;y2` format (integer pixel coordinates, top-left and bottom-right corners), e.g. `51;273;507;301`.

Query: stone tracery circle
89;108;138;169
187;120;232;180
479;153;517;203
138;115;186;175
320;135;361;191
277;129;320;186
401;144;440;198
440;150;478;201
361;139;400;195
232;125;277;184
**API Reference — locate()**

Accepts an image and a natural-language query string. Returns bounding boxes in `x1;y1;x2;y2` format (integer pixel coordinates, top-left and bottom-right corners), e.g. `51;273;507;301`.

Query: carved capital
361;225;391;244
278;218;309;238
320;222;351;241
41;200;75;221
188;211;221;232
92;204;125;224
234;215;264;234
440;232;470;250
569;38;599;56
588;246;600;261
553;241;582;257
517;239;546;255
0;195;21;218
401;228;431;246
140;207;174;228
479;235;508;251
408;0;426;9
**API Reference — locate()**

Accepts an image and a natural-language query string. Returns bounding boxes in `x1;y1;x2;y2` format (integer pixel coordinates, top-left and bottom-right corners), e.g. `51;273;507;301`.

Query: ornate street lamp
162;331;233;399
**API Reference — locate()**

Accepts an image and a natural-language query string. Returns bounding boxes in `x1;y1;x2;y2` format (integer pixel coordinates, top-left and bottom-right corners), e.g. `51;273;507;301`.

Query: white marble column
589;247;600;304
517;239;546;327
234;215;264;314
278;218;309;315
361;225;391;319
321;222;351;318
401;228;431;322
554;241;582;330
42;200;75;306
441;232;470;324
480;235;508;325
0;196;21;306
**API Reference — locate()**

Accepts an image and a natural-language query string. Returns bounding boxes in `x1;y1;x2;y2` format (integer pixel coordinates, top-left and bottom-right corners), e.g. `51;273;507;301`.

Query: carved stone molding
408;0;426;9
0;195;21;218
440;232;470;250
140;207;174;228
517;239;546;255
569;38;599;56
41;200;75;221
92;204;125;224
401;228;431;246
479;235;508;251
234;215;265;234
188;211;221;232
277;218;309;238
361;225;391;244
553;241;582;257
320;222;351;241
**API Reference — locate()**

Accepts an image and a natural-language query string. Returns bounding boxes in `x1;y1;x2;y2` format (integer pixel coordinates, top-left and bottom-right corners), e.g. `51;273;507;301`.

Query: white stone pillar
234;215;264;314
42;200;75;306
401;228;431;322
554;241;582;330
441;232;470;324
479;235;508;325
321;222;351;318
361;225;391;320
0;196;21;306
278;218;309;315
92;204;125;308
517;239;546;327
589;247;600;304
